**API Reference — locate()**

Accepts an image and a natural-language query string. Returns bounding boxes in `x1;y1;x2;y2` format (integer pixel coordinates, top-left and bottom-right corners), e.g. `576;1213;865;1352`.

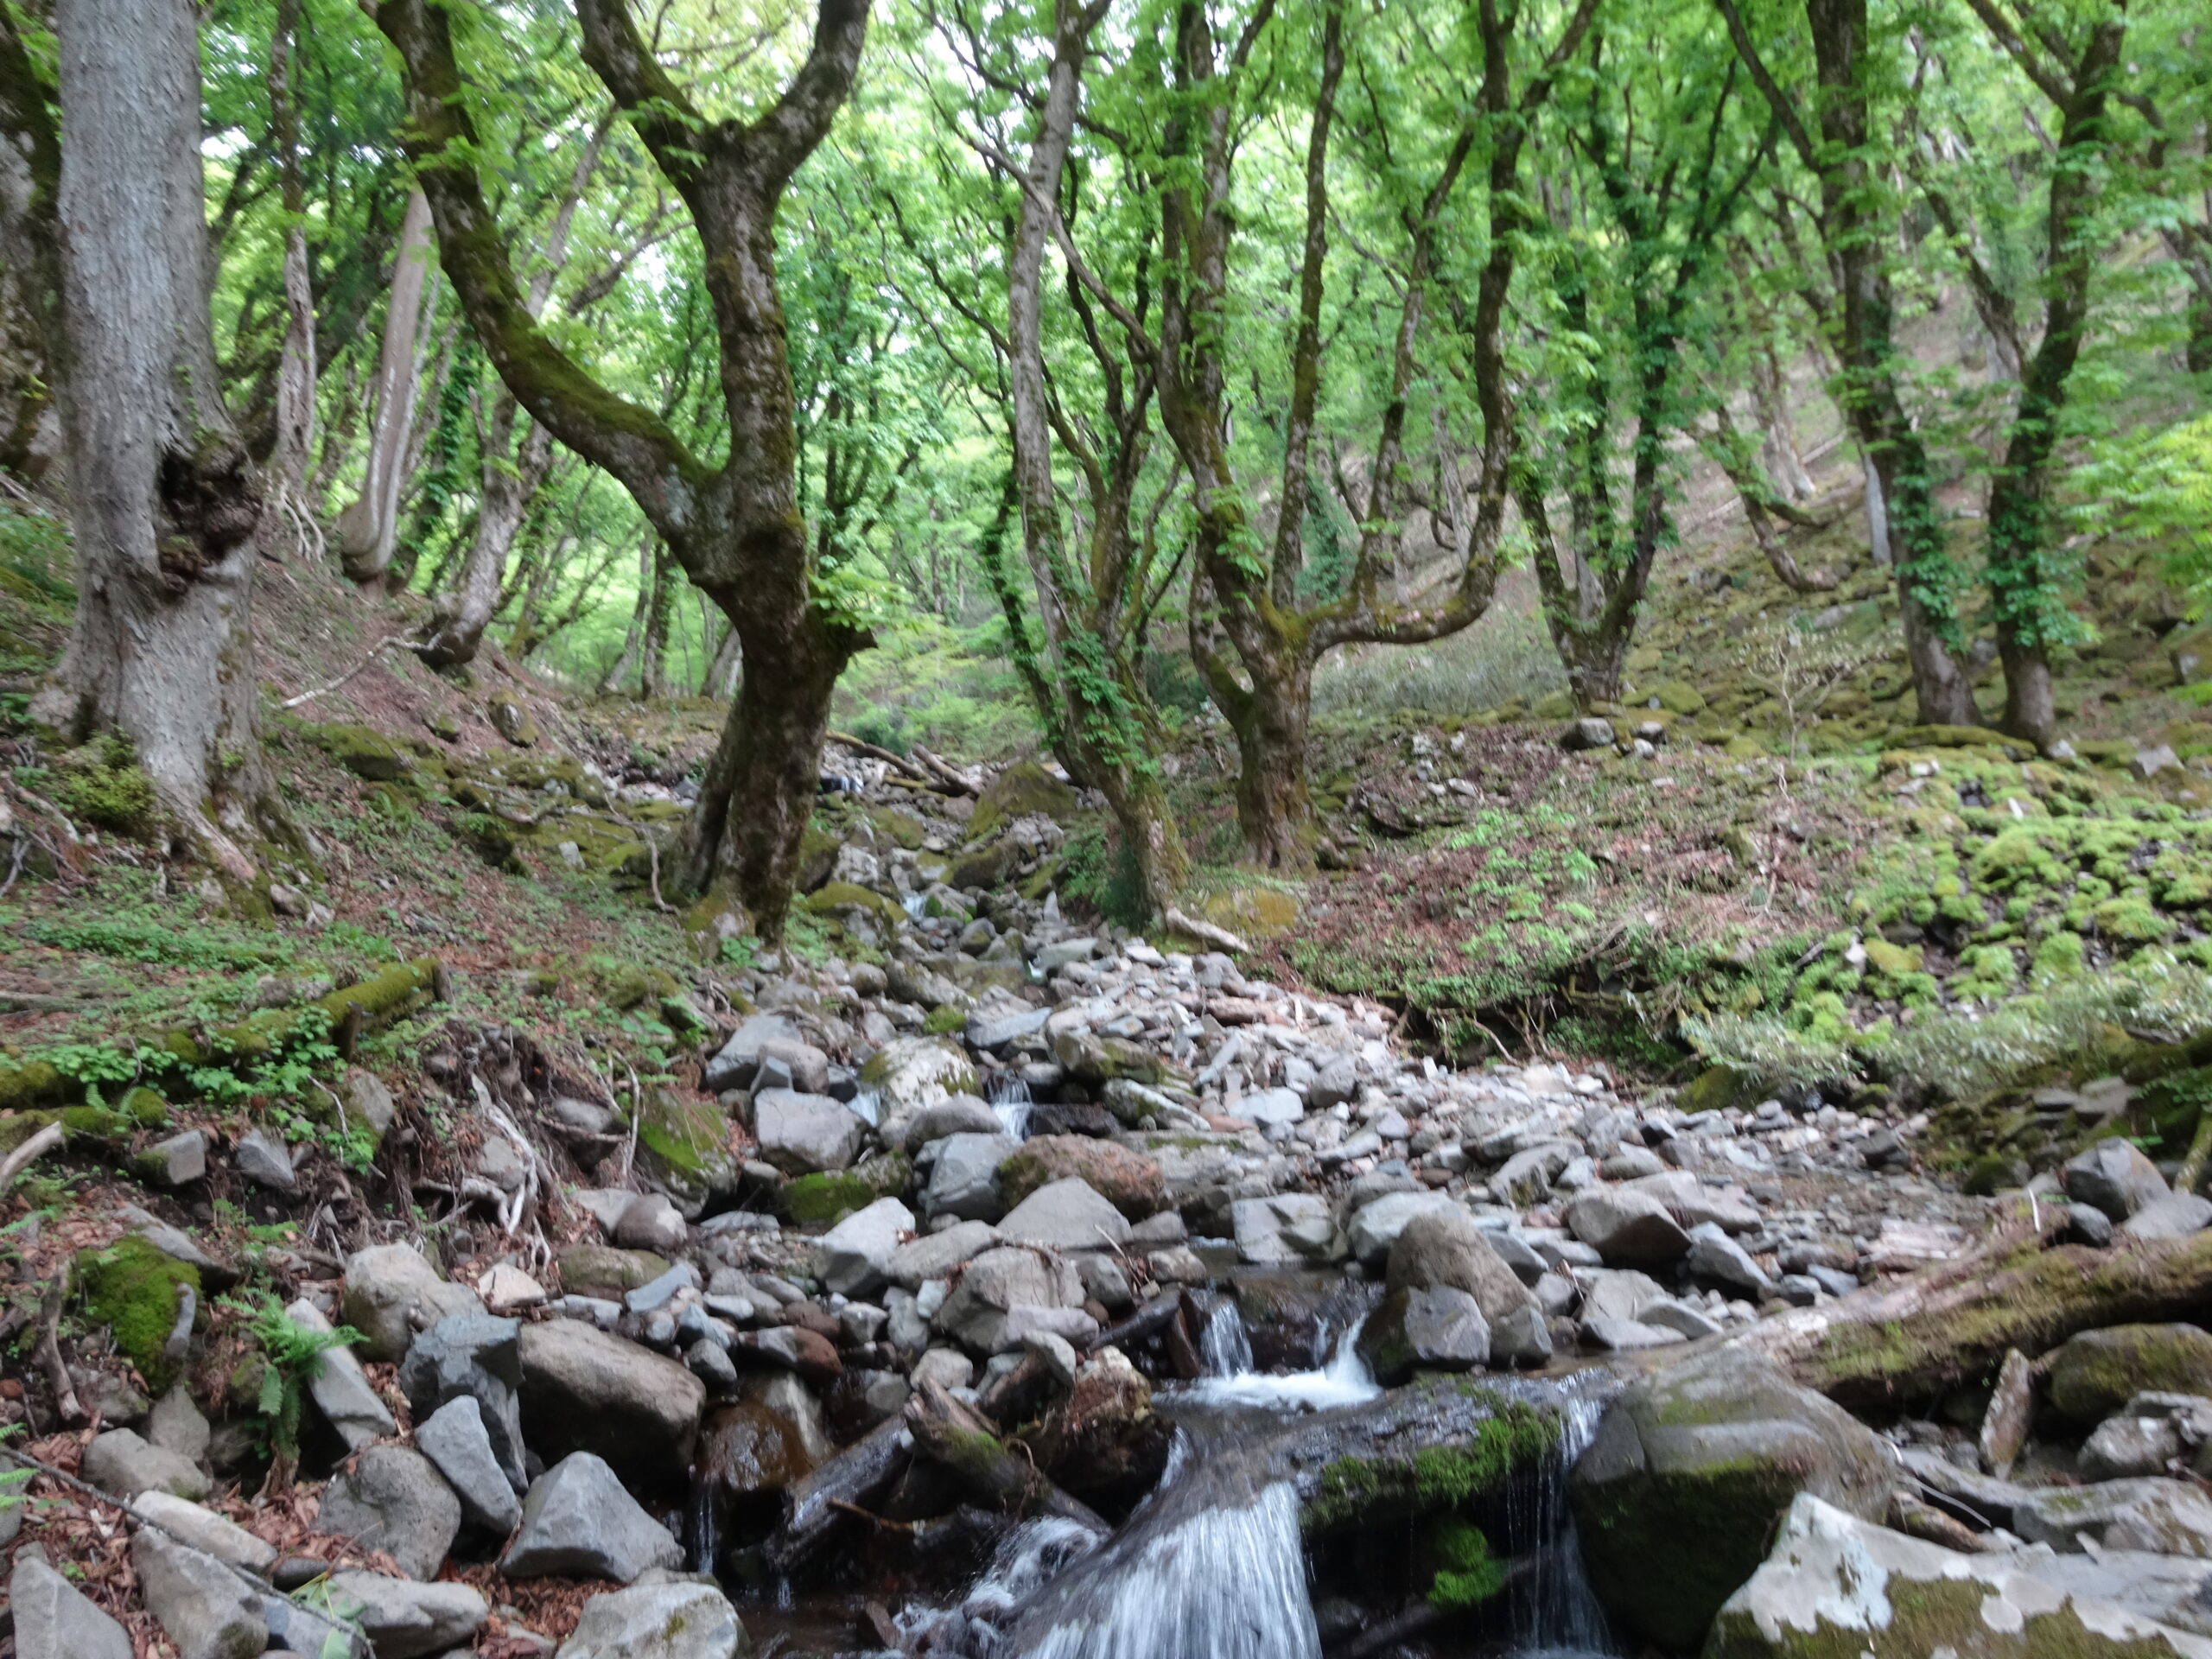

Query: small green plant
54;734;160;835
1427;1517;1508;1610
224;1292;365;1469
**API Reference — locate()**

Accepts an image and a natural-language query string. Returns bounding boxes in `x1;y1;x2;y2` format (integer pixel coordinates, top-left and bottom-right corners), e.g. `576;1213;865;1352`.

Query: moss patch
1301;1393;1558;1535
78;1235;200;1391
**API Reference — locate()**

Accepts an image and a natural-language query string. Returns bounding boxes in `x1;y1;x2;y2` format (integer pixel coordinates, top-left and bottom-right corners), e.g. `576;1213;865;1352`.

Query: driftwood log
763;1414;909;1576
904;1379;1108;1534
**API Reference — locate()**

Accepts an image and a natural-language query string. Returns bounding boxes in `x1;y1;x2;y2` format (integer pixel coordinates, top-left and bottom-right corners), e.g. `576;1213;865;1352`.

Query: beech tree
32;0;270;880
0;2;59;484
377;0;872;938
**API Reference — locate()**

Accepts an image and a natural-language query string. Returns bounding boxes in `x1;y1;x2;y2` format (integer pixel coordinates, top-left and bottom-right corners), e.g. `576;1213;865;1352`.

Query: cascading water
984;1071;1033;1141
1500;1381;1619;1658
1198;1297;1253;1376
1179;1302;1382;1411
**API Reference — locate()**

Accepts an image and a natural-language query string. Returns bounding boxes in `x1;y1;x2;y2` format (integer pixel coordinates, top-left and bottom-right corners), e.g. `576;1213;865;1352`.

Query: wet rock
1232;1192;1332;1266
288;1298;397;1452
504;1452;684;1582
891;1095;1003;1151
552;1578;747;1659
415;1395;523;1534
517;1320;704;1496
2050;1325;2212;1423
1707;1492;2212;1657
733;1324;843;1385
2067;1141;2175;1222
12;1553;134;1659
816;1197;915;1298
921;1131;1018;1221
888;1219;1001;1289
2016;1478;2212;1557
132;1492;277;1575
341;1243;485;1363
1344;1190;1459;1268
1565;1185;1692;1267
1580;1314;1684;1352
752;1089;867;1175
317;1446;460;1581
999;1136;1164;1218
132;1528;264;1659
1570;1346;1896;1651
997;1177;1132;1251
1489;1304;1554;1368
399;1313;525;1491
82;1427;211;1502
2123;1194;2212;1240
321;1572;487;1659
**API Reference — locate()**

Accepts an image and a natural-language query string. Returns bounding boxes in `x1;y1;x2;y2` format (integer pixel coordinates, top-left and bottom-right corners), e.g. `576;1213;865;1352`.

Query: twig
0;989;107;1011
0;1121;66;1192
39;1259;82;1425
647;838;675;913
0;834;29;898
280;634;428;709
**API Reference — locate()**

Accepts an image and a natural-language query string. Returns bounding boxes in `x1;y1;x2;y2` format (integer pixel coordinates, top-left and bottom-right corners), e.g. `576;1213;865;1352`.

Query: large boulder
2015;1478;2212;1557
1344;1191;1460;1269
752;1090;867;1175
552;1578;748;1659
322;1573;488;1659
517;1320;704;1497
131;1529;264;1659
503;1452;684;1582
996;1177;1132;1252
341;1244;484;1363
11;1554;133;1659
921;1131;1018;1221
814;1198;914;1298
861;1036;980;1143
1565;1185;1692;1267
2066;1140;2173;1224
1569;1347;1896;1652
1705;1493;2212;1658
2050;1325;2212;1422
1358;1210;1539;1383
1232;1193;1333;1266
286;1299;396;1452
415;1395;523;1535
933;1246;1084;1355
315;1445;461;1581
998;1136;1164;1218
398;1313;525;1491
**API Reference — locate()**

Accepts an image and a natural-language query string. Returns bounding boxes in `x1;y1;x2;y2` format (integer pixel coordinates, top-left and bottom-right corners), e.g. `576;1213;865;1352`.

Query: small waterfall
898;1515;1104;1656
985;1071;1033;1141
1199;1297;1253;1376
1503;1382;1618;1658
1018;1482;1320;1659
902;891;931;919
846;1085;882;1128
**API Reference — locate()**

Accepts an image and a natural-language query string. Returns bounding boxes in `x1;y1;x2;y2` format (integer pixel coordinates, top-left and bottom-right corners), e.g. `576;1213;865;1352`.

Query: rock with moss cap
316;723;410;782
969;760;1078;842
1568;1346;1895;1653
998;1135;1164;1219
862;1036;980;1144
631;1085;743;1216
76;1235;200;1391
2050;1325;2212;1423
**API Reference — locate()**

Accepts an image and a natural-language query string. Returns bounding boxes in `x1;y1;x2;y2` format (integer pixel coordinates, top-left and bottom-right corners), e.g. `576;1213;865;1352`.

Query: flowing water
984;1071;1033;1141
1180;1299;1384;1412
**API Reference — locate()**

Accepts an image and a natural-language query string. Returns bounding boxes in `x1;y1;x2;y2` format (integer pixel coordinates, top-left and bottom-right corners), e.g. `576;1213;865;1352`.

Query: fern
223;1293;365;1460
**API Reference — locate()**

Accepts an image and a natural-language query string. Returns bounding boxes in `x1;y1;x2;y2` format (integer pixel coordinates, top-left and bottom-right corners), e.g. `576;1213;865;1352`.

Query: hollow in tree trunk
33;0;270;883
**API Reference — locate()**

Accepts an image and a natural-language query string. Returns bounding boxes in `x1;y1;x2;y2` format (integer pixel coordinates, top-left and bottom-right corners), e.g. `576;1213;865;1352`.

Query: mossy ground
77;1234;200;1392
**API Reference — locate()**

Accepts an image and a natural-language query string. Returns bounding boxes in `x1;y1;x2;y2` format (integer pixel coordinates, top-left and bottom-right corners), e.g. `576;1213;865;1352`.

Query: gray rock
1037;936;1098;971
398;1313;525;1491
625;1262;702;1314
996;1177;1131;1251
890;1219;1001;1289
1620;1169;1763;1233
11;1553;134;1659
613;1193;690;1253
317;1445;461;1580
137;1129;210;1188
553;1578;747;1659
1345;1191;1460;1268
235;1126;297;1192
968;1006;1052;1052
1484;1230;1550;1287
753;1089;868;1174
1400;1286;1490;1370
921;1131;1018;1221
148;1383;213;1462
1075;1253;1135;1313
895;1095;1005;1151
131;1529;265;1659
335;1068;398;1146
1231;1193;1332;1266
517;1319;704;1494
933;1246;1083;1354
341;1244;485;1363
2067;1139;2173;1223
1686;1225;1775;1299
815;1197;915;1298
286;1298;397;1453
2070;1202;2118;1246
263;1592;370;1659
1599;1145;1668;1180
1490;1304;1554;1368
1241;1087;1306;1127
503;1452;683;1582
1491;1142;1573;1206
702;1013;804;1094
1565;1186;1692;1266
133;1492;277;1574
321;1571;487;1659
1707;1492;2212;1657
2024;1549;2212;1640
1580;1314;1684;1352
686;1338;738;1392
2123;1193;2212;1240
913;1348;975;1391
1641;1298;1723;1340
415;1395;523;1534
1569;1345;1897;1651
2016;1477;2212;1557
1306;1057;1360;1111
82;1427;211;1502
1560;716;1616;752
2083;1414;2187;1481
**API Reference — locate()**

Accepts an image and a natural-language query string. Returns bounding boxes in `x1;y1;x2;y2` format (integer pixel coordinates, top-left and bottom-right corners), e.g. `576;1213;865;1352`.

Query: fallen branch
39;1259;82;1425
281;633;429;709
0;1121;66;1192
1163;906;1250;956
0;990;107;1012
904;1378;1108;1534
908;744;982;798
826;729;938;786
646;838;675;913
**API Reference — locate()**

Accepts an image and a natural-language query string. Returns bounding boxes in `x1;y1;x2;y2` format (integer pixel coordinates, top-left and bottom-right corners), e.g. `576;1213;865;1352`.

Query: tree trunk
0;7;60;487
597;533;653;694
335;189;435;583
33;0;268;883
414;401;551;669
1749;343;1814;502
261;0;317;559
639;537;677;697
1227;645;1316;869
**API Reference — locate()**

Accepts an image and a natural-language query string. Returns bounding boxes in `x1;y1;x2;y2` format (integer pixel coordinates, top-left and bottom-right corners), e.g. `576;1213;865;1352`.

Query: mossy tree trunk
377;0;871;943
32;0;274;884
0;4;60;486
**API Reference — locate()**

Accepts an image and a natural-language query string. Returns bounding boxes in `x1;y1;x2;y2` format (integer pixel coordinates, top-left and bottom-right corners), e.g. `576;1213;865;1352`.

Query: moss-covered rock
796;823;842;893
970;761;1079;841
783;1152;912;1225
555;1244;671;1300
2048;1324;2212;1422
804;882;904;924
1648;680;1707;715
1679;1065;1757;1116
999;1135;1164;1217
78;1234;200;1391
56;737;161;834
1198;884;1300;943
629;1086;741;1217
486;692;539;747
1301;1389;1557;1535
315;723;410;782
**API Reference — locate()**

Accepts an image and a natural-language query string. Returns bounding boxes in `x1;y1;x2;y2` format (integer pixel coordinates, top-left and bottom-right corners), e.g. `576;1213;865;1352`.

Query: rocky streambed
17;771;2212;1657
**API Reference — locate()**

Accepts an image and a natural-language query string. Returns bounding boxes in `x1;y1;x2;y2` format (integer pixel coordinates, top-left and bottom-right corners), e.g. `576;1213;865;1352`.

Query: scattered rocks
517;1318;705;1494
341;1244;485;1363
131;1529;265;1659
82;1427;212;1503
551;1577;747;1659
415;1395;524;1534
321;1572;488;1659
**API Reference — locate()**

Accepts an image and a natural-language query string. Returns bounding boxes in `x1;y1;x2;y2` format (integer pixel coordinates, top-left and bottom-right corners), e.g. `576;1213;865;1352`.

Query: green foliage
2071;415;2212;595
223;1291;364;1460
54;734;159;835
1427;1518;1508;1611
78;1236;200;1391
1058;822;1147;930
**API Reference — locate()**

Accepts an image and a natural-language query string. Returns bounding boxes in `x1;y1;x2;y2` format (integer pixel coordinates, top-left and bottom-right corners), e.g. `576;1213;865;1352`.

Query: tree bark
335;189;435;583
597;533;654;694
33;0;269;883
0;4;60;486
904;1379;1109;1534
261;0;317;560
639;534;677;696
415;406;552;669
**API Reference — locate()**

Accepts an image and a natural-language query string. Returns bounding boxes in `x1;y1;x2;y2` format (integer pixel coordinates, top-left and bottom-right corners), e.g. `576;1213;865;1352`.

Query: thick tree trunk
415;404;550;669
0;8;60;487
335;189;435;583
1749;345;1814;502
34;0;268;882
1228;646;1316;868
261;0;317;558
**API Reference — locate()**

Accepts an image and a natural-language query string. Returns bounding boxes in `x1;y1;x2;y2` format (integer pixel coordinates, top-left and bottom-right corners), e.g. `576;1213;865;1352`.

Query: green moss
77;1236;200;1390
804;881;904;923
923;1004;968;1035
1426;1517;1507;1611
314;723;409;782
56;741;160;835
783;1171;877;1224
1302;1395;1559;1535
970;760;1079;841
2094;894;2171;944
1706;1570;2203;1658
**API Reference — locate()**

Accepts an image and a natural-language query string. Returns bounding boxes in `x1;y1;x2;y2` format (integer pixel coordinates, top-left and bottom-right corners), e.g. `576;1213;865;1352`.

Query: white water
984;1071;1033;1141
1502;1384;1618;1658
1020;1481;1321;1659
1179;1303;1383;1411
